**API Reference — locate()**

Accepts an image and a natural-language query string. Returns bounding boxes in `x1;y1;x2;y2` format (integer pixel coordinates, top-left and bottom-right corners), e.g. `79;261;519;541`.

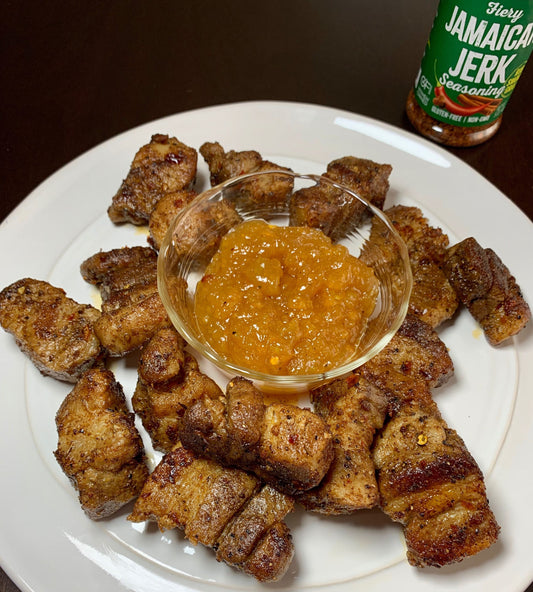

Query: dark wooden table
1;2;532;592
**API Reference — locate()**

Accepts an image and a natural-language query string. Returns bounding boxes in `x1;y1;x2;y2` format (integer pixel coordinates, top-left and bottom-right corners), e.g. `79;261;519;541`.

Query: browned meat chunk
54;367;149;519
444;237;530;345
148;189;198;250
168;198;242;264
179;376;334;494
108;134;197;225
0;278;102;382
128;445;294;582
289;156;392;241
382;205;459;327
297;373;387;514
360;313;454;413
81;247;171;355
94;292;172;356
80;246;158;309
132;327;222;452
325;156;392;211
372;389;500;567
200;141;294;213
200;141;262;185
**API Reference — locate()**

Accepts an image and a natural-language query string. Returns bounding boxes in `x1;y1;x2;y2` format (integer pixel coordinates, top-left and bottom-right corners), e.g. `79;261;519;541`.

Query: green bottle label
413;1;533;127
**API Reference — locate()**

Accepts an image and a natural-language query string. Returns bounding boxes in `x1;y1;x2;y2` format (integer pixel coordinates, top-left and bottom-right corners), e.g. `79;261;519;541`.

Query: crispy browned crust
360;313;454;413
132;327;222;452
289;156;392;241
128;445;294;582
0;278;102;382
108;134;197;225
324;155;392;211
54;367;149;519
148;189;198;250
372;394;500;567
200;141;262;185
298;373;387;514
179;376;334;494
81;246;172;356
444;237;531;345
384;205;459;328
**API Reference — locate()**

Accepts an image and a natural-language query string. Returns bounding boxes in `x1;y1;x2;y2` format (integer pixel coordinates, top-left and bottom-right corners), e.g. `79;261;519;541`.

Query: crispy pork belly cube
200;141;262;186
444;237;530;345
179;376;334;494
298;373;387;514
132;327;222;452
324;155;392;211
382;205;459;328
360;313;454;412
94;291;171;356
108;134;197;225
54;367;149;519
128;445;294;582
372;392;500;567
170;198;242;264
148;189;198;250
0;278;102;382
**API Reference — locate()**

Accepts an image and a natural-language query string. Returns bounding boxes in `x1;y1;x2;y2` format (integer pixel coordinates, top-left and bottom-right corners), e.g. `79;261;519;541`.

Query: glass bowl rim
157;170;413;388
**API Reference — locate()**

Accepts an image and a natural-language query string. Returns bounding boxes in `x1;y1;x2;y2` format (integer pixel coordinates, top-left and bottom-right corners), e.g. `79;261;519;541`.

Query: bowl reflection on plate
157;171;412;393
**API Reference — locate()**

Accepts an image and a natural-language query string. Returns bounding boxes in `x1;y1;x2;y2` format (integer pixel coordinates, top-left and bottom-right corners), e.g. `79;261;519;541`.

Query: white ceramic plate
1;101;532;592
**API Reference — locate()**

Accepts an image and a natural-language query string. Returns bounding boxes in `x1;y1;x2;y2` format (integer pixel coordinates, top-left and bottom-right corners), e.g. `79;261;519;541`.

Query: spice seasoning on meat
406;1;533;146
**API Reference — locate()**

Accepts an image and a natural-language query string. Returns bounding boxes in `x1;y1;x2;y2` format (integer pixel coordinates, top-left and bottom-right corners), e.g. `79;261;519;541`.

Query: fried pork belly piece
0;278;102;382
298;373;387;514
200;141;294;213
81;247;171;355
80;246;158;310
108;134;197;225
360;313;454;412
179;376;334;494
444;237;530;345
200;141;262;185
54;367;149;519
289;156;392;241
372;389;500;567
132;327;222;452
148;188;198;250
382;205;459;328
325;156;392;211
128;445;294;582
168;198;242;264
94;292;172;356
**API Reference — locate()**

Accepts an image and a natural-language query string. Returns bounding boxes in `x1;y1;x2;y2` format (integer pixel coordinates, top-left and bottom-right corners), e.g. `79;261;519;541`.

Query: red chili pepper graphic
434;85;487;116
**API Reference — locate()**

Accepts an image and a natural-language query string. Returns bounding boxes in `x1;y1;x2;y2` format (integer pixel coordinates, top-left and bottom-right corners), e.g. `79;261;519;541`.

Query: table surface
1;2;532;592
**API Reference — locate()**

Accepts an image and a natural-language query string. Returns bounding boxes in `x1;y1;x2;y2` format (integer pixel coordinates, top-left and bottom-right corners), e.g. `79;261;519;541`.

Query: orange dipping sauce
194;220;379;375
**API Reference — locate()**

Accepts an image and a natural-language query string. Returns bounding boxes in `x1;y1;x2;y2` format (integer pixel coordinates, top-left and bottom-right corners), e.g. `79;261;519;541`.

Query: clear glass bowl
158;171;412;393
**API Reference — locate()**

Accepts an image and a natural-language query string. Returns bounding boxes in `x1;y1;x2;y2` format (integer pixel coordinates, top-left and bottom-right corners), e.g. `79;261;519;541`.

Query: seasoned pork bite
360;313;454;413
80;246;158;309
108;134;197;225
324;156;392;211
380;205;459;328
54;367;149;519
372;388;500;567
128;445;294;582
444;237;530;345
200;141;262;185
289;156;392;241
298;373;387;514
148;188;198;250
0;278;102;382
81;246;171;355
132;327;222;452
179;376;334;494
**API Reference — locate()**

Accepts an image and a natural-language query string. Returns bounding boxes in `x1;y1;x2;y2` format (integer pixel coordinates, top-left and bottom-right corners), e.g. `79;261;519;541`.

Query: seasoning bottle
406;1;533;147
